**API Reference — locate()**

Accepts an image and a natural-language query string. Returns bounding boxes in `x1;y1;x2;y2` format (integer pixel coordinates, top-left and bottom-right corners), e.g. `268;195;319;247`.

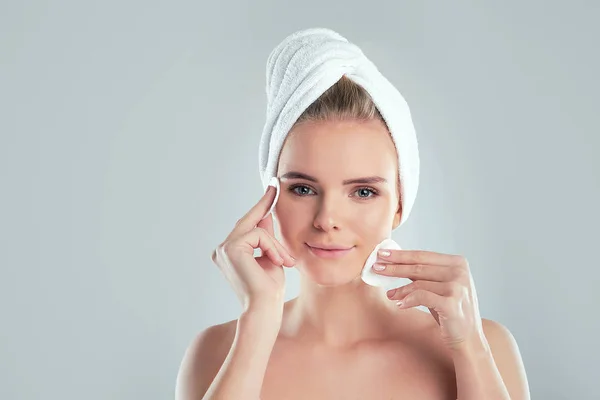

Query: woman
176;30;530;400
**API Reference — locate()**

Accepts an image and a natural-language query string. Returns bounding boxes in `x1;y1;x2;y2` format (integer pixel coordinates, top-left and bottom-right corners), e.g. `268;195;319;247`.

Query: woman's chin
296;264;364;287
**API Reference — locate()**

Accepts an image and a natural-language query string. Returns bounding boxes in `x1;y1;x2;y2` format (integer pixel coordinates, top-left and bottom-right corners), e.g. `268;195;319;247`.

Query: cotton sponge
261;176;280;220
361;238;413;291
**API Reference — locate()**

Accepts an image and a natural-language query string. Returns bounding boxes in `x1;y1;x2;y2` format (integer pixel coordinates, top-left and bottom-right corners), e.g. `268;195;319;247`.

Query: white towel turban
258;27;420;228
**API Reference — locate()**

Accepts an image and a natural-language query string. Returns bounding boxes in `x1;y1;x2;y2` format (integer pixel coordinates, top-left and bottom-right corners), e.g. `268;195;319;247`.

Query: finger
395;289;452;314
386;281;462;300
235;227;284;266
377;249;464;267
256;224;296;267
372;263;460;282
228;185;277;239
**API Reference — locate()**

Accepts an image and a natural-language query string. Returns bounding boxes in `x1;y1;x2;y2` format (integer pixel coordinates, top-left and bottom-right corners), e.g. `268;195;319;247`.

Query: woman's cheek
356;205;388;231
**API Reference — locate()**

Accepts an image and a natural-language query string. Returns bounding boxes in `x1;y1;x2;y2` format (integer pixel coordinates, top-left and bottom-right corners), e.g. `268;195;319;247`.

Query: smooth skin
176;118;530;399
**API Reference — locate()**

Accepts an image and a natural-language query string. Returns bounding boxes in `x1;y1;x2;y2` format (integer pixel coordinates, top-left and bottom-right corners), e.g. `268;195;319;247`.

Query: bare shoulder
175;319;238;400
481;318;531;400
481;317;524;363
481;317;522;352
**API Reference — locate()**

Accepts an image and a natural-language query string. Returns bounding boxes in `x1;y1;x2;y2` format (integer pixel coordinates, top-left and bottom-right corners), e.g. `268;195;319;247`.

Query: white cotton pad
261;176;280;220
361;238;413;291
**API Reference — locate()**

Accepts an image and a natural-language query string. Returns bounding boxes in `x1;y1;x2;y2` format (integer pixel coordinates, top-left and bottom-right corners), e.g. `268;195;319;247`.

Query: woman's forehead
277;119;398;179
285;119;394;150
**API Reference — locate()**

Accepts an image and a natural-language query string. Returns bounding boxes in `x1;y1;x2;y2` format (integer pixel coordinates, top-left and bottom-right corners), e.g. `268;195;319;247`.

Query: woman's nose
312;196;342;231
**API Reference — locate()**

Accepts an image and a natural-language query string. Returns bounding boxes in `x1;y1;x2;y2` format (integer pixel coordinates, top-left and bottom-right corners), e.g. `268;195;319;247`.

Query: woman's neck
279;275;418;348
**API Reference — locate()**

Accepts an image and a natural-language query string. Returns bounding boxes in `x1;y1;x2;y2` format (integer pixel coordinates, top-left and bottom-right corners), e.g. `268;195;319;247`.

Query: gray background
1;1;598;399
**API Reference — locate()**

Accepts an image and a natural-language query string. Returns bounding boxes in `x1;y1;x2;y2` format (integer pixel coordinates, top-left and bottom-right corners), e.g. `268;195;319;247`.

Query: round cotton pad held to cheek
361;238;413;291
261;176;280;220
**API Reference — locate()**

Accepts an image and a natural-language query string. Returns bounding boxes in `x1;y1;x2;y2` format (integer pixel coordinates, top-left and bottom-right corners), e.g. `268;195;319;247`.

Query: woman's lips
306;244;355;259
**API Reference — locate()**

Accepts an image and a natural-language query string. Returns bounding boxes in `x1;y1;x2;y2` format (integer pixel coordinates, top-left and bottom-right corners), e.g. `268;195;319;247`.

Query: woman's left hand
373;249;485;350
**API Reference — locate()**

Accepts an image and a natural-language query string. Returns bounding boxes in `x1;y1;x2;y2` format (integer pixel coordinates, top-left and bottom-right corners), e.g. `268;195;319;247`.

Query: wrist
244;294;283;315
240;305;282;332
450;333;491;360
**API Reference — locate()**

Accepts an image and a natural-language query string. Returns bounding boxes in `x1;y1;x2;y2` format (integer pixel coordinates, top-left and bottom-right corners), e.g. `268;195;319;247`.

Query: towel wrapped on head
258;27;420;229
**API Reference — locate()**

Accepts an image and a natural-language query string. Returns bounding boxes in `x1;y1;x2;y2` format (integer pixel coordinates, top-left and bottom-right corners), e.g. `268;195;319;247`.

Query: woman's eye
291;185;314;196
355;188;376;198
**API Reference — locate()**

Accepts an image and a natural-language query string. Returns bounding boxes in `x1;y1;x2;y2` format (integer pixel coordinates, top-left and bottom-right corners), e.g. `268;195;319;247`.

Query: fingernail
396;300;404;307
387;289;396;298
372;263;386;271
378;250;391;257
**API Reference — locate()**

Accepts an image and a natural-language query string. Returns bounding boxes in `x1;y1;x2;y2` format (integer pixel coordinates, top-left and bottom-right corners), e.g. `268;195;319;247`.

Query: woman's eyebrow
280;171;387;185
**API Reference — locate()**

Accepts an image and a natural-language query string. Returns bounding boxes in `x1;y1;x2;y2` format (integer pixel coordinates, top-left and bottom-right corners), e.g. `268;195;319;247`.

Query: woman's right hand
211;184;296;316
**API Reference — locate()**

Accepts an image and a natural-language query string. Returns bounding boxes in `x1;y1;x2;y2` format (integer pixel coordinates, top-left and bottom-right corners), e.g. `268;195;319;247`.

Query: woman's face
274;118;402;286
